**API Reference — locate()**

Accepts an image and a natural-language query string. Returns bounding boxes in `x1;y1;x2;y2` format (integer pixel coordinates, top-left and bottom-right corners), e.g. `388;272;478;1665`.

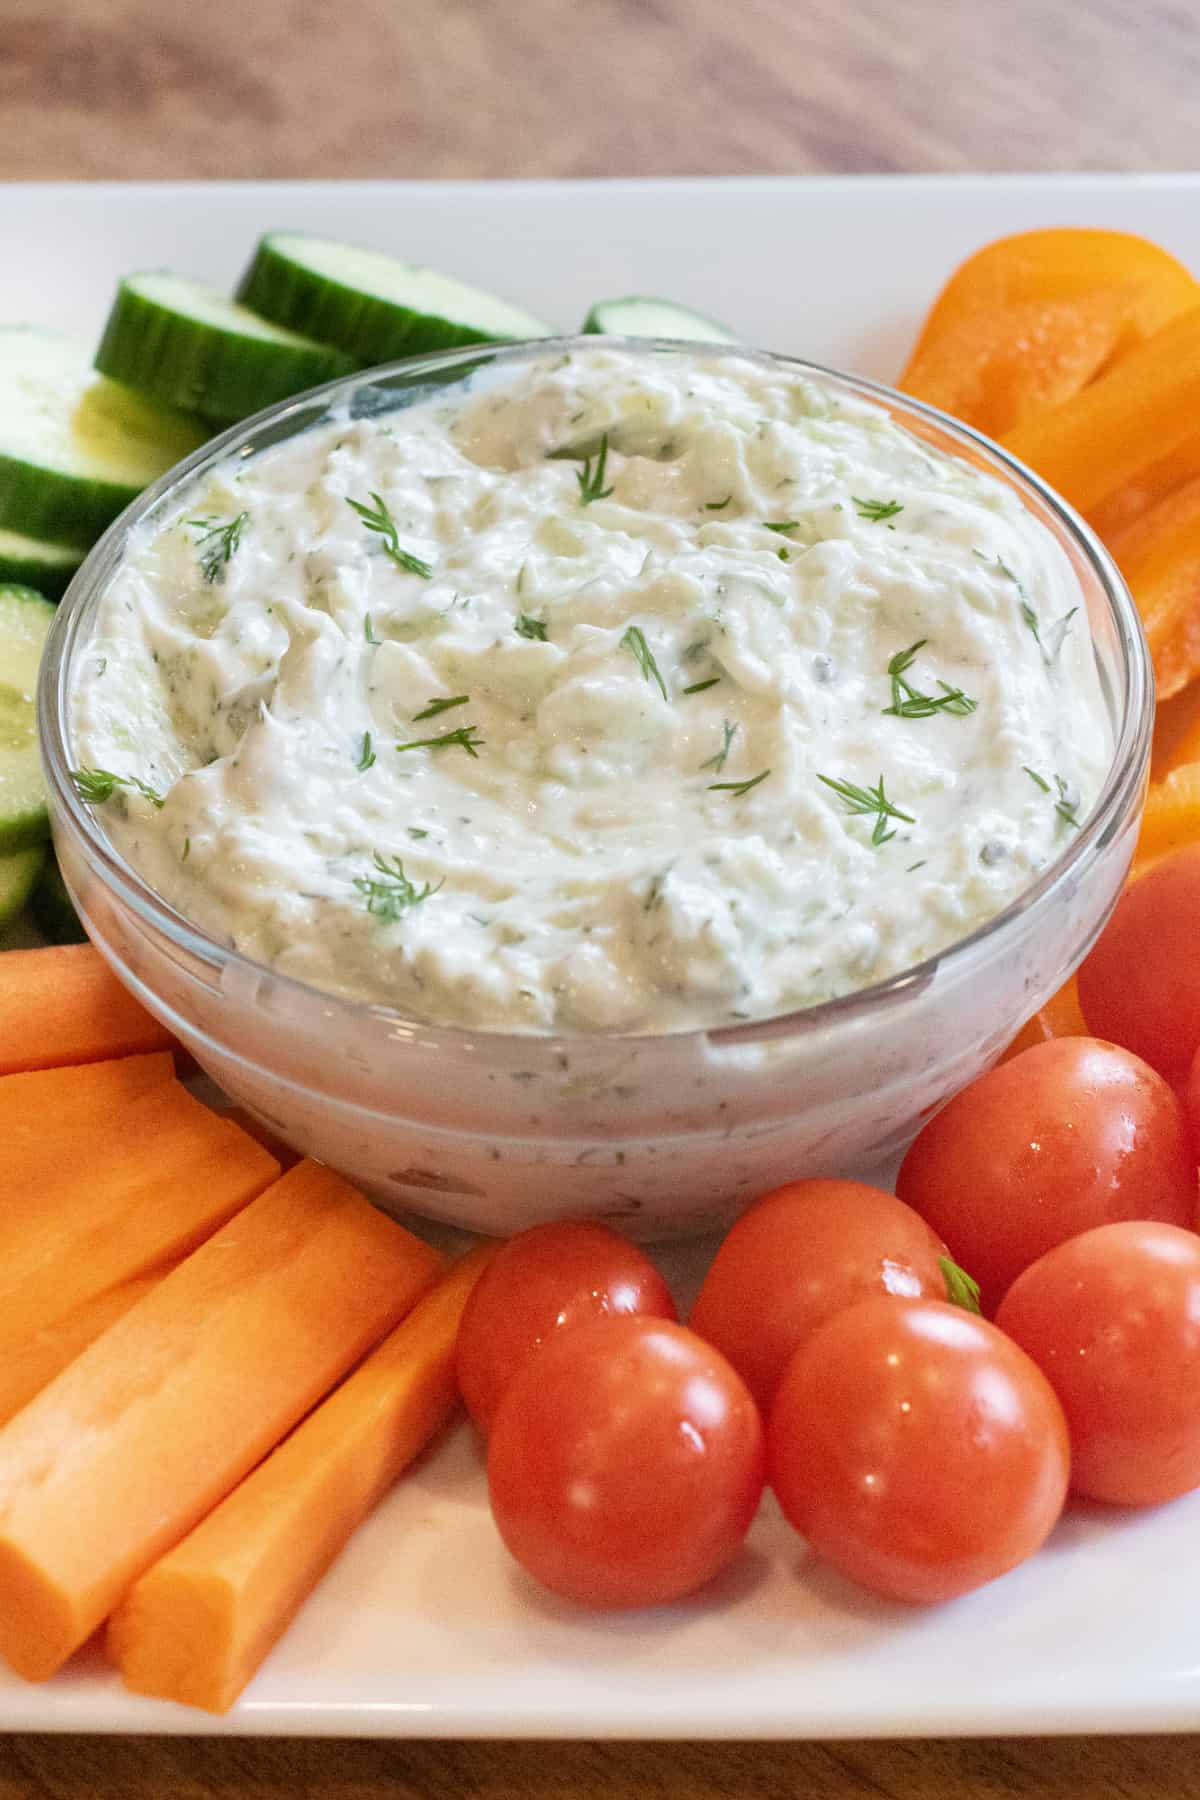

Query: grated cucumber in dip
70;346;1112;1034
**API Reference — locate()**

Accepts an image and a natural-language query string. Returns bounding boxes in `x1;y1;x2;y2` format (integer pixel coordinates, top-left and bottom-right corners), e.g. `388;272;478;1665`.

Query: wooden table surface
5;0;1200;1792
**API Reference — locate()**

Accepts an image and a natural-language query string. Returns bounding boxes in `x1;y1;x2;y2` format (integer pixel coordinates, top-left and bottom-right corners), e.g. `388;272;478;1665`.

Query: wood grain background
3;0;1200;1792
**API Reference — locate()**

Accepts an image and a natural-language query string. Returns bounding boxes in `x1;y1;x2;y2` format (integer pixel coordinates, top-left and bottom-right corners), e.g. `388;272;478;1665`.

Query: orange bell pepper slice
1089;431;1200;544
900;229;1198;439
1106;474;1200;700
1151;676;1200;779
1003;304;1200;518
1134;760;1200;873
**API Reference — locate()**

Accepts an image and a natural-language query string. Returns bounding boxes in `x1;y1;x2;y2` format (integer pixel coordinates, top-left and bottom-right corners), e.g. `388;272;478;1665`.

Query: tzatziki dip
70;344;1112;1035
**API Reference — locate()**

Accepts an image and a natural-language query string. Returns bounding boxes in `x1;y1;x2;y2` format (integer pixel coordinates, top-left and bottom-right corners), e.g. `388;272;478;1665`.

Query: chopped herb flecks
353;853;442;922
347;492;433;578
700;720;738;773
515;613;548;641
682;676;721;696
1024;765;1080;829
1021;601;1042;646
620;624;668;700
395;724;484;759
356;731;376;771
853;497;903;524
575;434;614;506
709;768;770;798
71;766;165;810
412;694;470;722
883;640;977;720
818;771;914;845
763;520;801;535
188;511;248;584
705;495;733;511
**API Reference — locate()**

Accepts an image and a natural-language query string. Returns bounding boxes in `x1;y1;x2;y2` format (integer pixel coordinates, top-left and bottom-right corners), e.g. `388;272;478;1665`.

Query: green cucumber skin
0;544;81;602
0;451;134;553
238;242;539;368
581;297;739;343
0;847;45;929
30;854;86;944
95;281;356;424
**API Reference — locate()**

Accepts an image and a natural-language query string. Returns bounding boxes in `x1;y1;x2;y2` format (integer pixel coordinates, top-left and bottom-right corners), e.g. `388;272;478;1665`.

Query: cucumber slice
0;527;82;602
581;297;739;343
95;273;358;425
0;329;208;551
0;584;55;852
0;847;44;931
30;851;86;944
236;233;552;366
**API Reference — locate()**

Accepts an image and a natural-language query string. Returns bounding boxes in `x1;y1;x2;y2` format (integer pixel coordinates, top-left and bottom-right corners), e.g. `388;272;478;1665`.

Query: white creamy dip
70;346;1112;1035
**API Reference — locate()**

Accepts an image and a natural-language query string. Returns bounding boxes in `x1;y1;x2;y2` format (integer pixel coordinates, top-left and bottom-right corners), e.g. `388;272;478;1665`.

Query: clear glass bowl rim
38;334;1153;1053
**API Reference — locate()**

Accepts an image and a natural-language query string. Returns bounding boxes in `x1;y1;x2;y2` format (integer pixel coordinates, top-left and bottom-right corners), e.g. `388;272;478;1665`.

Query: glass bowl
38;338;1152;1239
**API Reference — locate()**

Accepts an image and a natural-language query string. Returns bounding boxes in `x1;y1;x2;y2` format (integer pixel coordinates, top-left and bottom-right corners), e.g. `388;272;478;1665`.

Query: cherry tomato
1185;1042;1200;1163
688;1178;951;1410
896;1037;1195;1313
767;1297;1069;1604
1076;846;1200;1086
455;1220;675;1434
996;1221;1200;1506
487;1316;765;1609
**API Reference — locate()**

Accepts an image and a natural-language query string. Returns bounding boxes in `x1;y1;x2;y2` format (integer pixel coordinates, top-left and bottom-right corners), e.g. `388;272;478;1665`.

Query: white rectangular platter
5;172;1200;1738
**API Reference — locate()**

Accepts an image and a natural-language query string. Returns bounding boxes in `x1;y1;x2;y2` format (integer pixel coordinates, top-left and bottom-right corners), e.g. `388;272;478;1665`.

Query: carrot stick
0;1159;443;1681
1135;762;1200;871
0;944;176;1075
0;1272;173;1428
108;1245;493;1713
0;1082;280;1352
1003;305;1200;517
0;1052;174;1167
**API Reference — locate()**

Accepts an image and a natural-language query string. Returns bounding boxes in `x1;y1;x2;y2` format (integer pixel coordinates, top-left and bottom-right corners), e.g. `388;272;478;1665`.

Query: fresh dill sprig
353;853;442;922
763;520;801;534
1021;601;1042;646
700;720;738;773
71;766;165;809
620;624;668;700
364;613;380;645
1023;765;1080;828
188;511;249;584
853;497;904;524
709;768;770;798
882;640;977;720
818;771;914;845
575;434;614;506
395;724;485;759
412;694;470;722
705;494;733;511
356;731;376;771
515;613;548;641
346;492;433;578
682;676;721;696
940;1256;982;1314
1053;775;1081;829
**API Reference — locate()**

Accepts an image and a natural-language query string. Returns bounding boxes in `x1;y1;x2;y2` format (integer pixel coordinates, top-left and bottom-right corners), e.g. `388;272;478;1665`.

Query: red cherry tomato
996;1221;1200;1506
487;1316;765;1609
455;1220;675;1434
688;1178;951;1410
767;1297;1070;1604
1186;1043;1200;1163
896;1037;1195;1313
1076;846;1200;1085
